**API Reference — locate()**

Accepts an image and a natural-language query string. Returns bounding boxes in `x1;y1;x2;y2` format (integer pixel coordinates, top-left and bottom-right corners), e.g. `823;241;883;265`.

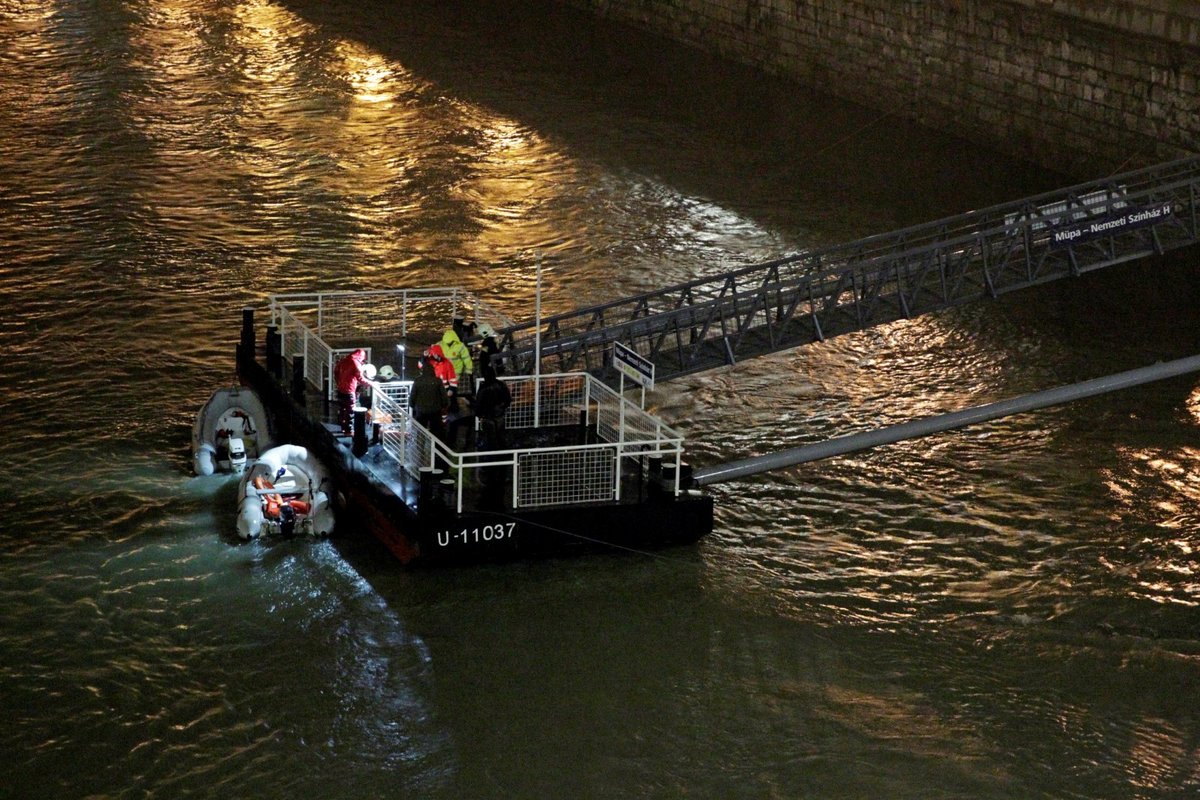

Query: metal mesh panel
593;382;622;443
304;335;331;389
373;380;411;411
370;382;439;477
321;289;467;341
276;309;335;392
585;379;683;446
504;374;589;430
265;292;692;508
273;289;514;342
278;314;308;366
516;446;616;508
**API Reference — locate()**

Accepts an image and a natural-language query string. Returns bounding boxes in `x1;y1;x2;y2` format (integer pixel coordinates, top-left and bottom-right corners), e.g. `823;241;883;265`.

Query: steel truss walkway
493;156;1200;383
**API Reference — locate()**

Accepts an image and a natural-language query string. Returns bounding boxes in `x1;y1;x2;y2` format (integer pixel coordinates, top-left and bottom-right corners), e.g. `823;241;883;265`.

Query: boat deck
307;395;680;518
243;289;712;564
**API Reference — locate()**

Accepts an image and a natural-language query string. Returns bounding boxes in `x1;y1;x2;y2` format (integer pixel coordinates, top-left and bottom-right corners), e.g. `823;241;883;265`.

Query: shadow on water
325;535;847;798
271;0;1062;238
318;523;1200;799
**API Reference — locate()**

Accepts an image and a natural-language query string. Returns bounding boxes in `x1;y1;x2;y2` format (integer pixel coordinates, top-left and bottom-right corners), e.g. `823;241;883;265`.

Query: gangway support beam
692;354;1200;486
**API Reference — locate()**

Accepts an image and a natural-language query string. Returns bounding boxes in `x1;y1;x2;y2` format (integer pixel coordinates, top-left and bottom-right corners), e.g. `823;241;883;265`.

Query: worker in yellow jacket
439;328;474;392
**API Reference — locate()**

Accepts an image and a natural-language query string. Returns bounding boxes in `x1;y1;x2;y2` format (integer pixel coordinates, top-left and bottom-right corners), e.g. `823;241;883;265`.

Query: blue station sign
613;341;655;390
1050;202;1173;249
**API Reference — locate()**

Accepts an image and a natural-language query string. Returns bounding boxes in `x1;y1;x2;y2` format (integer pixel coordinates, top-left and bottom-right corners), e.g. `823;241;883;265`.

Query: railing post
291;355;306;403
511;460;520;508
266;324;281;379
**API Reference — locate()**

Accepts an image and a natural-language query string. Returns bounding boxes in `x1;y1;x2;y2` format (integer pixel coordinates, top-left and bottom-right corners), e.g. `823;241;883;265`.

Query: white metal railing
274;311;335;391
270;288;513;344
364;372;683;513
271;288;511;399
267;291;685;514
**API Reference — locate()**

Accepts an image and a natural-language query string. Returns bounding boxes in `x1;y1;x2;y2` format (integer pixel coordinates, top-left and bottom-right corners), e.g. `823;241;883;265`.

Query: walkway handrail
494;156;1200;382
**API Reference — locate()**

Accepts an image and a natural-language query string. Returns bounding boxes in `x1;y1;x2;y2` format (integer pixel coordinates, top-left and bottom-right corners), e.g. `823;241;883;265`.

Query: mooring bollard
352;407;369;457
240;307;254;351
266;324;281;378
418;467;443;509
439;478;457;508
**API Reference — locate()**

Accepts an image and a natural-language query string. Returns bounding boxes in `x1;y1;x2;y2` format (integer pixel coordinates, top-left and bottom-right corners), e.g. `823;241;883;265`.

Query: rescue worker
439;327;473;393
474;322;502;375
474;364;511;451
425;344;457;390
409;357;448;442
333;348;370;435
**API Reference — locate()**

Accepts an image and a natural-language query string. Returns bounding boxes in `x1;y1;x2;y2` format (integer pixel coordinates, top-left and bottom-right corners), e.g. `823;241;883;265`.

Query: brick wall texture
563;0;1200;177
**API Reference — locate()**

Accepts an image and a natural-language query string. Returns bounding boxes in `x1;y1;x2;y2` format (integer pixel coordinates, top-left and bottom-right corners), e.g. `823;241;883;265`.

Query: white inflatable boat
236;444;335;539
193;386;272;476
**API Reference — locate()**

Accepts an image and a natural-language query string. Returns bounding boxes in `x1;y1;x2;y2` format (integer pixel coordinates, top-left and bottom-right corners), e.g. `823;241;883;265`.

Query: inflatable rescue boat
236;444;335;539
193;386;272;476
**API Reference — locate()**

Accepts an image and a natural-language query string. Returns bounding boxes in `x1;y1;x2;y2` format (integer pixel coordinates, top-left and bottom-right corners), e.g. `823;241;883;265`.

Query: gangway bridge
492;156;1200;384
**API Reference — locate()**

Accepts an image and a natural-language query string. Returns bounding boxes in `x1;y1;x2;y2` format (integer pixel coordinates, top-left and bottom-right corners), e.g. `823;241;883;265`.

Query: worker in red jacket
333;348;374;435
424;344;457;390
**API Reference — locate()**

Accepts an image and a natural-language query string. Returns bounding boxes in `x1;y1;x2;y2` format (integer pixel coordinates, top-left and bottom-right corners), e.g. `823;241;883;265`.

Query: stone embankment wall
563;0;1200;178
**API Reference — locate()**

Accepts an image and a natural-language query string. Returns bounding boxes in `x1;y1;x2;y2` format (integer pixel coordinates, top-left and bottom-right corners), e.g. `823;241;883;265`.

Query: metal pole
618;373;625;444
693;353;1200;486
616;373;626;502
534;252;542;429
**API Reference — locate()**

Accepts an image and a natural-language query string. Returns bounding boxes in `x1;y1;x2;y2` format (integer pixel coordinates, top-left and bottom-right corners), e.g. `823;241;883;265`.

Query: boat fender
194;442;218;476
237;482;265;540
308;491;332;536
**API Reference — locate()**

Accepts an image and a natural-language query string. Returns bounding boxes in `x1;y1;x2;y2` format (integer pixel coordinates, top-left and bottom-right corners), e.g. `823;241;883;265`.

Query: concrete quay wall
562;0;1200;177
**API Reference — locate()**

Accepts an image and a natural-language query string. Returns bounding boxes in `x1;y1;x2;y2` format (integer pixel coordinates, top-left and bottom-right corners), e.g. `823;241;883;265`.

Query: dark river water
3;0;1199;797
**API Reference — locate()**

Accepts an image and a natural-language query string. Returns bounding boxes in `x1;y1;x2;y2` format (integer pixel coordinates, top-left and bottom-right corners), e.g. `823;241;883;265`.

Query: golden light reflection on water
1186;382;1200;423
217;0;580;276
1125;718;1191;792
5;0;777;301
337;42;396;106
1101;444;1200;606
231;0;311;86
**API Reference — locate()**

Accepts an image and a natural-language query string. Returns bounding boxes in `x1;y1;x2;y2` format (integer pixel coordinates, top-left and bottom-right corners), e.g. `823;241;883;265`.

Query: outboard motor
277;502;296;536
227;438;248;475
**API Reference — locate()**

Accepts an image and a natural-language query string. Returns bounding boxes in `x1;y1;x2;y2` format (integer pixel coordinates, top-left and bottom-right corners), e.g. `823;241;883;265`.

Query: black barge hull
236;336;714;566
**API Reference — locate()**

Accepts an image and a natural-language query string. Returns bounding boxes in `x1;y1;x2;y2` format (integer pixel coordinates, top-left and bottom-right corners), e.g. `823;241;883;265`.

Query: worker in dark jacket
409;358;449;442
474;365;511;451
474;322;503;375
474;364;512;505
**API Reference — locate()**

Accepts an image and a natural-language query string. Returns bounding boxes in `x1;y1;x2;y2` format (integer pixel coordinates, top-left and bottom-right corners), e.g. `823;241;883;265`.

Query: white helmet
377;365;396;380
362;363;377;380
476;323;496;339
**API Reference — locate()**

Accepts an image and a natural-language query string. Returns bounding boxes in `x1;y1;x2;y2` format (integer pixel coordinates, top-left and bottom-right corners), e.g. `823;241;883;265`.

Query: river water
2;0;1199;797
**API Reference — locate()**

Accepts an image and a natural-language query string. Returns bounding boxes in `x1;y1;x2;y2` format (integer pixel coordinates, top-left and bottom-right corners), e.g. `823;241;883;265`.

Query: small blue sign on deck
1050;202;1173;249
613;341;655;390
